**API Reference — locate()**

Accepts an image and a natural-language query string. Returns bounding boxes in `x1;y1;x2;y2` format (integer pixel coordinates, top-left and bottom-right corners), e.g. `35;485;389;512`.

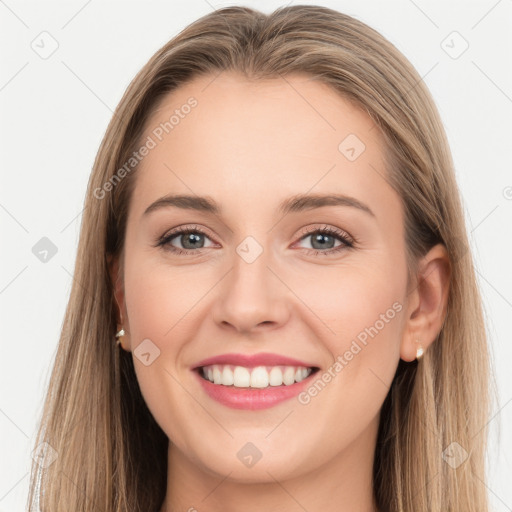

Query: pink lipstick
192;352;319;410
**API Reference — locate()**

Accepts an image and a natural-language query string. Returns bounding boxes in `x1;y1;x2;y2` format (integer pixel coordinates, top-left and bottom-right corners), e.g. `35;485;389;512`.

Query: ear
107;253;131;351
400;243;451;362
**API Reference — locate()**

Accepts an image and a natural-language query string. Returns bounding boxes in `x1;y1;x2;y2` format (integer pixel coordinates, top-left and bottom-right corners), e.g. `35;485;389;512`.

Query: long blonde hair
27;5;493;511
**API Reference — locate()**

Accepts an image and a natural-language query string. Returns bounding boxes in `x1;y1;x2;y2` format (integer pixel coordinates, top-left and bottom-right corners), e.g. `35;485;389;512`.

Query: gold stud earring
115;328;125;348
415;339;424;360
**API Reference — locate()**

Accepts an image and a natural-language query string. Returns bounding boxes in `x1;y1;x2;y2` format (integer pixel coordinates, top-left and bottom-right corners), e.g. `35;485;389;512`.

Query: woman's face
115;72;411;482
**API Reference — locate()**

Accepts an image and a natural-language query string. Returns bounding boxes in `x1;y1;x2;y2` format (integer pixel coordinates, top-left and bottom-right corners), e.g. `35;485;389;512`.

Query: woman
28;5;492;511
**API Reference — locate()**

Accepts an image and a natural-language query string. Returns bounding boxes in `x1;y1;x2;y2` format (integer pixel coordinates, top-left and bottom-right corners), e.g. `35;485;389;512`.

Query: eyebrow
143;193;375;218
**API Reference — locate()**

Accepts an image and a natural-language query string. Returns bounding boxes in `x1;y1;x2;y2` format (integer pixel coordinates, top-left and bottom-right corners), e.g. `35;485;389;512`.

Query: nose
212;246;290;335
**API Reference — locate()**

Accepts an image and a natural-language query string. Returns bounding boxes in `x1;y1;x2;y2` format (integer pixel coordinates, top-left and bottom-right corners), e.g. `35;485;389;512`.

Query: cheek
123;252;207;344
122;254;203;440
292;258;406;377
292;262;406;432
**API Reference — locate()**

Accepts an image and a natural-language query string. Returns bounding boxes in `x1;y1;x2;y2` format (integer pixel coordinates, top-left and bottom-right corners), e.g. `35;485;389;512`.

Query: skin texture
110;72;450;512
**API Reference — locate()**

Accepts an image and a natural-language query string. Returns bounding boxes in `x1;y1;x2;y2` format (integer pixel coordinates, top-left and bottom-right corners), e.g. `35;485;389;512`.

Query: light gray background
1;1;511;510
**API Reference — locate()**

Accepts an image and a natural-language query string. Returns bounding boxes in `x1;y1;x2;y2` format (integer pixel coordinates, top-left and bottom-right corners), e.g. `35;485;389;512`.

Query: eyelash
155;224;355;257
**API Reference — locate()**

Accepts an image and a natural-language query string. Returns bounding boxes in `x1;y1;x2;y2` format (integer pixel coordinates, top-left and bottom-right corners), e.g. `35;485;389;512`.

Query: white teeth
250;366;269;388
201;364;313;388
222;366;234;386
283;366;296;385
233;366;251;387
213;366;222;384
269;367;283;386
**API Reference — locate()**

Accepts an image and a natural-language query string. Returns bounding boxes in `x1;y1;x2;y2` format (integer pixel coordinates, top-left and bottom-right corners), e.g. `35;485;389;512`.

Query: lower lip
193;369;316;410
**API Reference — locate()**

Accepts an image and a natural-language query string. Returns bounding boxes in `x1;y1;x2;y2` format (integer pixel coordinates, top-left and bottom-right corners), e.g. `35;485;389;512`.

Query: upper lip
192;352;319;370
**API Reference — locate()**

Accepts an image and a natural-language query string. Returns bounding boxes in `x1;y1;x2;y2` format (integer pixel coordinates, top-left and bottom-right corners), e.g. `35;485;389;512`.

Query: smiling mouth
196;364;320;389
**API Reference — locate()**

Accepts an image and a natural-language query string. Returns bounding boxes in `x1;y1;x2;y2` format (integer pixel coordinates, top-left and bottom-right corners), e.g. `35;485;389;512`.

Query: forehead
129;71;396;224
